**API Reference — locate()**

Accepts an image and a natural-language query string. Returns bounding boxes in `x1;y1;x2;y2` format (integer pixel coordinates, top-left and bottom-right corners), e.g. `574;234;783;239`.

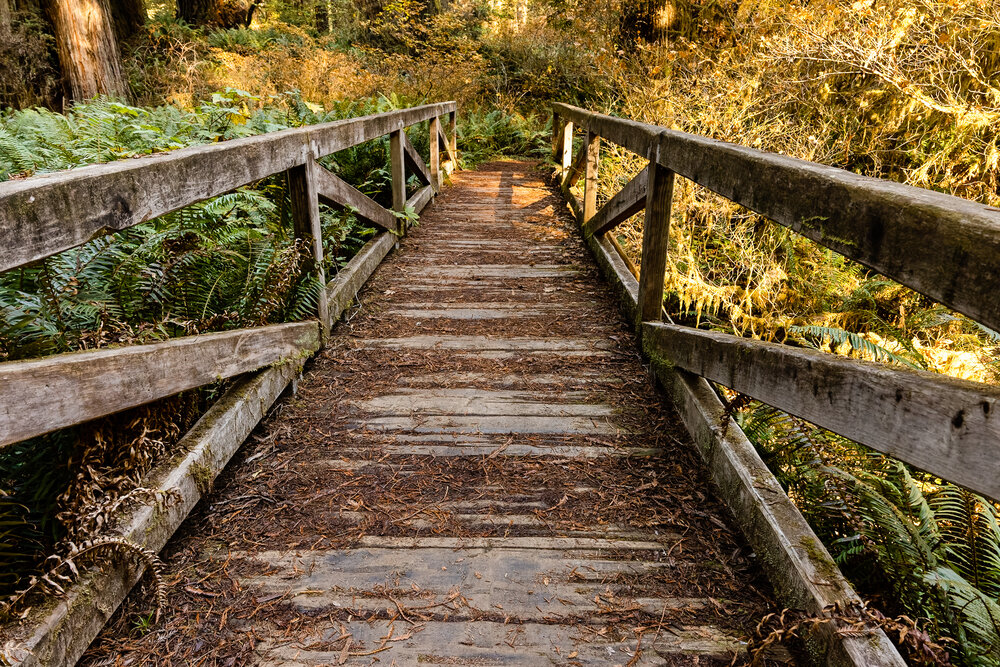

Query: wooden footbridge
1;100;999;666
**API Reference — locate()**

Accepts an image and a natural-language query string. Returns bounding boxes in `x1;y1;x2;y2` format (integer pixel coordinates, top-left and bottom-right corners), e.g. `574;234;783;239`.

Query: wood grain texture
637;160;674;324
561;144;587;191
0;102;456;274
643;322;1000;501
0;321;320;447
314;164;396;232
584;131;600;222
582;165;648;238
287;160;329;329
553;102;659;157
430;116;441;191
390;130;406;226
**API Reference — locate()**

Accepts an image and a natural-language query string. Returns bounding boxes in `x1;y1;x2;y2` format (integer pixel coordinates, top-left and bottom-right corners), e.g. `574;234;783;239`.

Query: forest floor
80;161;780;666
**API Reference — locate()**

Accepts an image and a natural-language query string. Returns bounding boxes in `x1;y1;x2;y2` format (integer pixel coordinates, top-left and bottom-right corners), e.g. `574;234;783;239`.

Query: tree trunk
0;0;11;28
46;0;127;101
176;0;218;25
110;0;144;42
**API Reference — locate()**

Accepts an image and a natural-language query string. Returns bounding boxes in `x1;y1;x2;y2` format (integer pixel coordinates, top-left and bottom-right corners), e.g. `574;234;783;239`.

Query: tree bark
0;0;11;28
110;0;145;42
176;0;218;25
46;0;127;101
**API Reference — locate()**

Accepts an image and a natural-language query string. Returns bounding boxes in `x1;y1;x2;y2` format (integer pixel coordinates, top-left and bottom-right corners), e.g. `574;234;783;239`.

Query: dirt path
82;161;777;666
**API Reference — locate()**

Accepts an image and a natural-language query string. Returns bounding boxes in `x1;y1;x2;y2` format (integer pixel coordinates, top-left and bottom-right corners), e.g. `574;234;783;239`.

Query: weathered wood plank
637;159;674;324
0;321;320;448
0;102;456;274
287;159;329;330
325;232;396;325
3;360;303;667
430;116;441;191
390;130;406;229
401;131;432;186
407;184;434;215
553;102;659;158
583;131;601;222
437;122;458;173
582;165;648;238
313;164;396;232
643;322;1000;501
572;195;904;666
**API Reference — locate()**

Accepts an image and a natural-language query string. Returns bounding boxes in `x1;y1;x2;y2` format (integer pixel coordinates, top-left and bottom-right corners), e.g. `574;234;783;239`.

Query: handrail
0;101;456;274
552;101;1000;500
0;101;459;449
554;102;1000;334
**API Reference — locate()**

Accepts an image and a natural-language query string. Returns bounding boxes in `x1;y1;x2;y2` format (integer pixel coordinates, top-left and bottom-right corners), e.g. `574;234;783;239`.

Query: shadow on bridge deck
83;161;779;666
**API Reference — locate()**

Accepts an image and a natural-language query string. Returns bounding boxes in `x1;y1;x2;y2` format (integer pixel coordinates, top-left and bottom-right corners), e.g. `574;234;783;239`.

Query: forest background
2;0;1000;663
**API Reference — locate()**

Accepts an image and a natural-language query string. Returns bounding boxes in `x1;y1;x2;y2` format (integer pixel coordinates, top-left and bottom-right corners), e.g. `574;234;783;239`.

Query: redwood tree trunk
176;0;218;25
110;0;145;42
46;0;127;101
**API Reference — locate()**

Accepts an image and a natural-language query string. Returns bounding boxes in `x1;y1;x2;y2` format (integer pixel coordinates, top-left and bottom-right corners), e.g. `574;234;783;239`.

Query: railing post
636;149;674;327
288;158;330;333
551;111;560;163
448;109;457;167
559;119;573;181
583;130;600;222
430;115;441;192
390;129;406;238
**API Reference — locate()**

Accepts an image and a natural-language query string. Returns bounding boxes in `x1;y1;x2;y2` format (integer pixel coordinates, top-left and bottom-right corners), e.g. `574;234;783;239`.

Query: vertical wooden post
551;111;560;162
288;159;330;332
448;110;457;166
429;116;441;192
559;120;574;181
390;129;406;238
583;130;600;223
636;151;674;327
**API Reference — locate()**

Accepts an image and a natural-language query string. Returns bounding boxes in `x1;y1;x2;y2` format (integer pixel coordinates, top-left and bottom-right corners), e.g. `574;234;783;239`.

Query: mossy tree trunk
177;0;218;24
110;0;145;42
46;0;128;101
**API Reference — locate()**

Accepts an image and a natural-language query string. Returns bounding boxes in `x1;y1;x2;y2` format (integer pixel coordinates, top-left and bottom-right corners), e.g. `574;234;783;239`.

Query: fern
789;324;924;369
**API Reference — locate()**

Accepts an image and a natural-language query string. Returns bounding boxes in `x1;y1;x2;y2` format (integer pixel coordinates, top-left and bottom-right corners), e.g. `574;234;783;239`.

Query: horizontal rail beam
0;102;455;274
643;322;1000;500
407;184;434;215
553;102;1000;332
314;164;397;232
0;321;320;447
583;165;648;237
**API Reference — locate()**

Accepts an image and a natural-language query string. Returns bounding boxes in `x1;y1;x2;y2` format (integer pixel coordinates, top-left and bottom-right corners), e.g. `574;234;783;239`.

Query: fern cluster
740;403;1000;664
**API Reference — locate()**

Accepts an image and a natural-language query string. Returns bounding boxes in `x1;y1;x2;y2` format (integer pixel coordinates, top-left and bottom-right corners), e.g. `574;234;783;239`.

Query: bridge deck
84;162;776;665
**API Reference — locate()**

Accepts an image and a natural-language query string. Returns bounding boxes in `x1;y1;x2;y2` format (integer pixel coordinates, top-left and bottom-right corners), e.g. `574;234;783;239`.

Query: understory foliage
0;90;411;608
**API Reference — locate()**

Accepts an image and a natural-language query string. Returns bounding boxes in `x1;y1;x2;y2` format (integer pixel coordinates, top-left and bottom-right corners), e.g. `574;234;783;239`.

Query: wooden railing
552;101;1000;503
0;101;458;448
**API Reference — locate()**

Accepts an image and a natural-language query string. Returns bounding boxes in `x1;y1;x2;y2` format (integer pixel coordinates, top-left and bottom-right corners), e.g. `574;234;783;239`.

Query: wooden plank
559;119;574;179
572;197;904;667
0;102;456;274
643;322;1000;501
390;130;406;229
325;232;396;325
401;131;432;186
5;361;303;667
553;102;659;158
583;130;600;222
636;159;674;324
429;116;441;191
0;321;320;448
313;163;396;232
287;159;329;331
582;165;648;238
407;184;434;216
